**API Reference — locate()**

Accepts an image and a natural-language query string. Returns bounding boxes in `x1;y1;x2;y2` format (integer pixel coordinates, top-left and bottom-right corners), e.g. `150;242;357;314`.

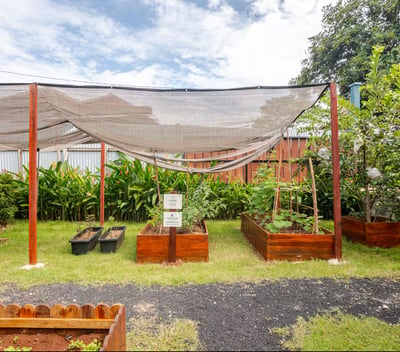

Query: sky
0;0;336;89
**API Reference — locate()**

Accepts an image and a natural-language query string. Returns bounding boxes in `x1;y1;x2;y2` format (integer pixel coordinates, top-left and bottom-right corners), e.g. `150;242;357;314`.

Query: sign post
163;192;182;263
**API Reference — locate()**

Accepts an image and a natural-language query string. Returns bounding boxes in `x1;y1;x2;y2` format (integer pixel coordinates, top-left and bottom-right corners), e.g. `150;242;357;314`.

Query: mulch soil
1;278;400;351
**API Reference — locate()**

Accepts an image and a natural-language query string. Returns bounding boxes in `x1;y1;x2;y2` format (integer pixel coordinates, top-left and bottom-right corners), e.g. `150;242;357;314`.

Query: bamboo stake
272;133;283;222
152;149;162;206
152;149;163;235
308;157;319;234
186;168;189;208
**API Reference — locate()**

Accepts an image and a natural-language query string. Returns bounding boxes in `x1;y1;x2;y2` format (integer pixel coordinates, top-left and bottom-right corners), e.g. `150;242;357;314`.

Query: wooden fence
187;136;309;183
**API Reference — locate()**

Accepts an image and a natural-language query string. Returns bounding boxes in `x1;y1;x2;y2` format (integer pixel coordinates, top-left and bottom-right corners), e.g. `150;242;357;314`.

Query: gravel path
1;278;400;351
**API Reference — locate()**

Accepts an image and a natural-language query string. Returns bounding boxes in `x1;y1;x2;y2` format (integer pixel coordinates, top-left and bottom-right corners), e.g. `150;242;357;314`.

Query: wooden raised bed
342;215;400;248
136;223;209;263
241;213;335;261
0;303;126;351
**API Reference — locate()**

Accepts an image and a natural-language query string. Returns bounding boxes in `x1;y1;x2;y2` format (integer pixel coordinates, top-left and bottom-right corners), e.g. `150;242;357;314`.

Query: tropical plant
0;172;18;226
300;46;400;222
246;165;319;233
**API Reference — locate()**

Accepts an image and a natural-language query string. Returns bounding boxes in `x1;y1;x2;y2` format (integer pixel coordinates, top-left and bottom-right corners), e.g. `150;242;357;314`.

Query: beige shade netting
0;83;328;172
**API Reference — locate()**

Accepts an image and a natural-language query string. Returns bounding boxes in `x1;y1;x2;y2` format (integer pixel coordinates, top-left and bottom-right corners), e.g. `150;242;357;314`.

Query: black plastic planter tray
69;226;103;255
99;226;126;253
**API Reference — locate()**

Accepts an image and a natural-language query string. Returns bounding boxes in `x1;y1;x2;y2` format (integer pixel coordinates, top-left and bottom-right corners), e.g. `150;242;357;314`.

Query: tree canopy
292;0;400;96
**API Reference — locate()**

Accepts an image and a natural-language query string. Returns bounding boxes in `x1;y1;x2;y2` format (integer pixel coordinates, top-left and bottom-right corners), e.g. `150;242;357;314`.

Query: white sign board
163;211;182;227
163;194;182;210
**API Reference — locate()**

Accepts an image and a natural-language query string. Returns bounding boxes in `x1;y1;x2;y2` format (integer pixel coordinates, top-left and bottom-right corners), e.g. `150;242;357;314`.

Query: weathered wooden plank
95;304;110;319
6;304;20;317
50;304;65;318
0;305;5;318
20;304;35;318
81;304;96;318
65;304;81;318
35;304;51;318
0;317;113;329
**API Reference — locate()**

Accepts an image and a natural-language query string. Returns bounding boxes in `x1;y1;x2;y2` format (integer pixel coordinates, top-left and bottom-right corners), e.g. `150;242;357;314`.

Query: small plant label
163;211;182;227
163;194;182;210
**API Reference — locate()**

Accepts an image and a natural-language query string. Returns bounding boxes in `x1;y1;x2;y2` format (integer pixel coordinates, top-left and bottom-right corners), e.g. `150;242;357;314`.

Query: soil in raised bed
144;222;206;235
103;229;123;239
0;330;106;351
75;229;97;241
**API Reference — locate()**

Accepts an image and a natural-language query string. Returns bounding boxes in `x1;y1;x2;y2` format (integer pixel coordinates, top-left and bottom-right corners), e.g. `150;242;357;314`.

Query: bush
0;173;18;226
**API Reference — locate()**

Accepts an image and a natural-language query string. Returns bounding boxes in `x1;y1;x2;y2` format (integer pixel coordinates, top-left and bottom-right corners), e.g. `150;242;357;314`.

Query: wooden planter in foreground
241;213;335;261
342;215;400;248
136;223;209;263
0;303;126;351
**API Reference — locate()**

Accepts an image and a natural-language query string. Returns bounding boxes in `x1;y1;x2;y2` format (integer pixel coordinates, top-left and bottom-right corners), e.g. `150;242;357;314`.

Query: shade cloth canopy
0;83;329;172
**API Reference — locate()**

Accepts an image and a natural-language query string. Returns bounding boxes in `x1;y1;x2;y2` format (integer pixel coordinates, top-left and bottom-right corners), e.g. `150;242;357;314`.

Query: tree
292;0;400;96
301;46;400;222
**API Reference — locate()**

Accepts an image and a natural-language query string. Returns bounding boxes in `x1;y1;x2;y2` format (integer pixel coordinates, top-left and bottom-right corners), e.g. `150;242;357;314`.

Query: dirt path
1;278;400;350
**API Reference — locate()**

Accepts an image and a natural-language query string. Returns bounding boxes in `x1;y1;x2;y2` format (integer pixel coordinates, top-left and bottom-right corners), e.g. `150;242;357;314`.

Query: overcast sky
0;0;336;88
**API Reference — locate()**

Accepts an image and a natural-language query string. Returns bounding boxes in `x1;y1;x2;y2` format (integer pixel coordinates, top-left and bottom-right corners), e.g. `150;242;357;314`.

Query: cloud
0;0;335;87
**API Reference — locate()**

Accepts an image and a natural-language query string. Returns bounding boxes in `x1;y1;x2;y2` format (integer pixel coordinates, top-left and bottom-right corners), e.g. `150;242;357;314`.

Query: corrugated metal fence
0;129;309;182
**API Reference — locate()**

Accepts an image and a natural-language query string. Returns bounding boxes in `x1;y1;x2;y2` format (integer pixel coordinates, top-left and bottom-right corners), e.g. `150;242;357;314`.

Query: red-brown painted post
330;82;342;260
100;142;105;226
29;83;38;265
168;191;177;263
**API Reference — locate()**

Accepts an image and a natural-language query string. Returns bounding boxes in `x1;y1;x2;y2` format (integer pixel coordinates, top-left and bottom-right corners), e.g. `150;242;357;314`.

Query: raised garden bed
0;303;126;351
342;215;400;248
98;226;126;253
241;213;335;261
69;227;103;255
136;222;209;263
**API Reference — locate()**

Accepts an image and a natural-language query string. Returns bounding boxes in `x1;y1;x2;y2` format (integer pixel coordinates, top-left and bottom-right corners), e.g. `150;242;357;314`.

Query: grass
126;302;200;351
1;219;399;350
0;219;400;287
274;310;400;351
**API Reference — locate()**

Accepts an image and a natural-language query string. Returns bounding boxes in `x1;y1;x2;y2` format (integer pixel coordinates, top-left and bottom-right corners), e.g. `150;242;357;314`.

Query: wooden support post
330;82;342;260
168;211;177;263
100;142;105;226
29;83;38;265
168;191;177;263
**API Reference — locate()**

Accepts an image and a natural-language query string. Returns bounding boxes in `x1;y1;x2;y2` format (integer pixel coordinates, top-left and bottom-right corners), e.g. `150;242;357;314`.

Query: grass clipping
126;303;201;351
274;310;400;351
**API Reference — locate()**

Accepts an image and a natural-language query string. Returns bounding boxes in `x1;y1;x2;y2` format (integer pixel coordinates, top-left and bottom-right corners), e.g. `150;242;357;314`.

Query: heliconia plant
5;152;253;222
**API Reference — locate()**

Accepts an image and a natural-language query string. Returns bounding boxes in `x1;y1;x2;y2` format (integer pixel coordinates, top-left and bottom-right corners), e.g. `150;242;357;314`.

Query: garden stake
272;132;283;223
287;129;293;220
308;157;319;234
152;149;162;235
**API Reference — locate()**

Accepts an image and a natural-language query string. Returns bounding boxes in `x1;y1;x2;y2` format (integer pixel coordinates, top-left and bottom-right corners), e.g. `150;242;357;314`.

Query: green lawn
274;310;400;351
1;219;399;287
1;219;400;351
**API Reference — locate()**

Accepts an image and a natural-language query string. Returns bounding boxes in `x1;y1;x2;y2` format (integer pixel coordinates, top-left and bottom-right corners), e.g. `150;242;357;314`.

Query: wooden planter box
342;215;400;248
0;303;126;351
136;223;209;263
241;213;335;261
99;226;126;253
69;226;103;255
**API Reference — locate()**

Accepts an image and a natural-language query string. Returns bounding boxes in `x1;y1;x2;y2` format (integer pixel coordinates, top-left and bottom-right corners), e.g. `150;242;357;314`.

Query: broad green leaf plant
301;46;400;222
246;165;318;233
